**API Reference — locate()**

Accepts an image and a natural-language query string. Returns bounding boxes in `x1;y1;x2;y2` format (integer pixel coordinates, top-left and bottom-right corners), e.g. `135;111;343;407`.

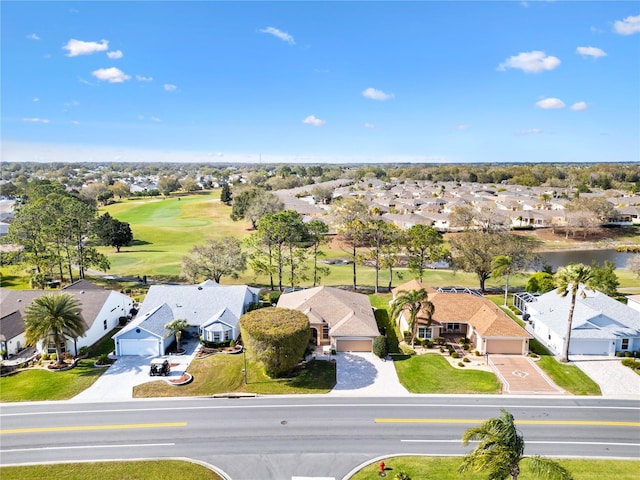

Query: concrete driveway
488;354;566;395
71;339;200;402
327;352;409;396
570;355;640;398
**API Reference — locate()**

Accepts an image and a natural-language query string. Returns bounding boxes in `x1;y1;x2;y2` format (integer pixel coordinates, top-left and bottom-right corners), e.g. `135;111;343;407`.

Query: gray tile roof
136;280;259;327
528;285;640;339
0;311;24;341
201;307;238;332
118;303;173;338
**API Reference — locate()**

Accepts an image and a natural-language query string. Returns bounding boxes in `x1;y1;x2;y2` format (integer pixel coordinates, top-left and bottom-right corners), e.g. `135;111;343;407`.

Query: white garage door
336;339;372;352
118;338;160;356
569;340;610;355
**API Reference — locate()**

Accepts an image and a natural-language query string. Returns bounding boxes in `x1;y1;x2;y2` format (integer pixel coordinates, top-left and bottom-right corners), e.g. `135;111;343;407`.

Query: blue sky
2;1;639;164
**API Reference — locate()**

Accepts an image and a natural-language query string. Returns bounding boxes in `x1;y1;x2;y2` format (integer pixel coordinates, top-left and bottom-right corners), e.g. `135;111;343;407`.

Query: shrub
373;335;389;358
63;351;72;361
439;347;445;353
615;351;623;357
621;358;639;370
475;350;481;356
425;340;434;348
458;337;469;345
529;352;539;358
400;345;416;355
463;344;470;351
79;346;89;356
268;291;281;305
434;337;446;346
240;307;310;377
97;353;109;365
458;361;465;367
451;352;459;358
50;353;57;361
394;472;411;480
463;357;471;363
41;353;50;361
624;351;633;357
229;339;236;348
403;331;412;343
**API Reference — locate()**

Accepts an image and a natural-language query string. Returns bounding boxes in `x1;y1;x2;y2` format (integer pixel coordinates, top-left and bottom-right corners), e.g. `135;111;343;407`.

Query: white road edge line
0;443;175;453
401;440;640;446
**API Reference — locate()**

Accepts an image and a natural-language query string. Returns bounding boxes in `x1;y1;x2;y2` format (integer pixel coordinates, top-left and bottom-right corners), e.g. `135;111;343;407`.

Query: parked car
149;358;170;376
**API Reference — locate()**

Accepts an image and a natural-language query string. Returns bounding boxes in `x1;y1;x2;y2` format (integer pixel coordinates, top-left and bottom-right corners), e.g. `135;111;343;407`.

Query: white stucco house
521;285;640;356
0;280;134;356
627;295;640;314
113;280;260;356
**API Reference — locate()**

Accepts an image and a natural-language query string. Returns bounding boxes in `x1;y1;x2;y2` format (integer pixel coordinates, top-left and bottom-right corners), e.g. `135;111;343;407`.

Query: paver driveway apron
71;338;200;401
328;352;409;396
488;354;566;395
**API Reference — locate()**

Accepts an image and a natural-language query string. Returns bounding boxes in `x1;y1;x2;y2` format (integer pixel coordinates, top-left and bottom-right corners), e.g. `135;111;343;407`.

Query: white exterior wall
2;332;26;356
627;297;640;313
68;291;134;355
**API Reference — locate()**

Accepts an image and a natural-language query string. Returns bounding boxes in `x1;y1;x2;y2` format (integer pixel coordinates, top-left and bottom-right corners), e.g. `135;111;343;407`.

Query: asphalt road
1;396;639;480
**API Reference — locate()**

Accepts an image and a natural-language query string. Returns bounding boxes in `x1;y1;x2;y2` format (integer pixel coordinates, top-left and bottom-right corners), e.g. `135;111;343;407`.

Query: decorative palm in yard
459;408;573;480
165;318;189;352
390;288;434;349
24;293;86;366
554;263;595;363
491;254;515;307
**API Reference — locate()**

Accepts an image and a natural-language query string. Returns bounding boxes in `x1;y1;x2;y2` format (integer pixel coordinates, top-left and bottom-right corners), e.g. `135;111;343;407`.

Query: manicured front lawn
0;460;223;480
393;354;501;394
133;352;335;398
0;330;117;402
349;456;640;480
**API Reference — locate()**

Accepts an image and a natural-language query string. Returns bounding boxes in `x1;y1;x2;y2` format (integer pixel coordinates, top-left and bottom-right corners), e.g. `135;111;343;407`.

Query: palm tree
459;408;573;480
165;318;189;352
492;255;515;307
24;293;86;366
390;288;434;349
554;263;594;363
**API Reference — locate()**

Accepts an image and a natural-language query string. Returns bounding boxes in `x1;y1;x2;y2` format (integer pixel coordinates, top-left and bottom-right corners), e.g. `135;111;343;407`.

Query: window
224;330;230;341
322;325;330;339
213;332;221;342
418;327;433;339
447;323;461;332
47;341;66;354
103;319;108;330
621;339;629;350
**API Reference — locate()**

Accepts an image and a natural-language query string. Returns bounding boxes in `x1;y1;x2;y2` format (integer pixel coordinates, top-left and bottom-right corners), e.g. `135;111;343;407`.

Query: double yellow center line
1;422;187;435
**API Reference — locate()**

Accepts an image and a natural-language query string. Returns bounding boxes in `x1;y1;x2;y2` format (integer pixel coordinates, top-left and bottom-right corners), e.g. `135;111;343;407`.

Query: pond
536;249;635;271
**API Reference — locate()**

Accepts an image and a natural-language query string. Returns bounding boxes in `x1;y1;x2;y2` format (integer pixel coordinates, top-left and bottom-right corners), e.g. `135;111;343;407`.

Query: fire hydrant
379;461;386;476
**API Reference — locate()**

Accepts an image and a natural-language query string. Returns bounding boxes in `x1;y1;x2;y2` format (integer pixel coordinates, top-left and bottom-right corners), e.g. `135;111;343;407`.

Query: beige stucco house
392;280;532;355
277;286;380;352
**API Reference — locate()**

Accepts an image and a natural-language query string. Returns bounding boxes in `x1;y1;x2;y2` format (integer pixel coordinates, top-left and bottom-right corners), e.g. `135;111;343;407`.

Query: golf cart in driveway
149;358;170;376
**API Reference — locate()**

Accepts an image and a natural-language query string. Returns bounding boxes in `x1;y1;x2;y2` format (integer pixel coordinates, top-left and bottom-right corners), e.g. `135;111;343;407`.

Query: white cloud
91;67;131;83
164;84;177;92
518;128;543;135
136;74;153;82
107;50;123;59
63;38;109;57
33;97;39;102
576;46;607;59
23;117;50;124
150;116;161;122
302;115;326;126
536;97;565;109
27;33;40;40
571;101;588;111
362;87;394;101
590;26;604;33
497;50;561;73
457;124;470;131
613;15;640;35
71;120;80;125
364;122;376;129
260;26;295;45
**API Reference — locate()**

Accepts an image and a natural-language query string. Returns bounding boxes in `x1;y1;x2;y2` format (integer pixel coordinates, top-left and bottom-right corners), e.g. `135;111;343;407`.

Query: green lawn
393;354;501;394
0;460;223;480
133;352;335;397
0;330;117;402
349;456;640;480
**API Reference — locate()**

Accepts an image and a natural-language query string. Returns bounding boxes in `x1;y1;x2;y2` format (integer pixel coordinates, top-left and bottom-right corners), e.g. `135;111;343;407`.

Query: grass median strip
1;422;187;435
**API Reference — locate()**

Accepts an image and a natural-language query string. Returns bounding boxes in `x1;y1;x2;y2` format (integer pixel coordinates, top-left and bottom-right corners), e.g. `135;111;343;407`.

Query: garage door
336;339;372;352
118;338;160;356
569;340;610;355
485;339;523;355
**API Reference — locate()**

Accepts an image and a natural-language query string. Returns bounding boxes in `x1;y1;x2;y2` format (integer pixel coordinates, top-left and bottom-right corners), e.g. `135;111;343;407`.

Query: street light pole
243;347;247;384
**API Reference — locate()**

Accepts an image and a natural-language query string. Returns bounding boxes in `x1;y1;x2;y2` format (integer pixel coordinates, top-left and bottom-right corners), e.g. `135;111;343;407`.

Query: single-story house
277;286;380;352
0;311;26;357
392;280;532;355
113;280;260;356
520;284;640;356
0;279;134;356
627;295;640;314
